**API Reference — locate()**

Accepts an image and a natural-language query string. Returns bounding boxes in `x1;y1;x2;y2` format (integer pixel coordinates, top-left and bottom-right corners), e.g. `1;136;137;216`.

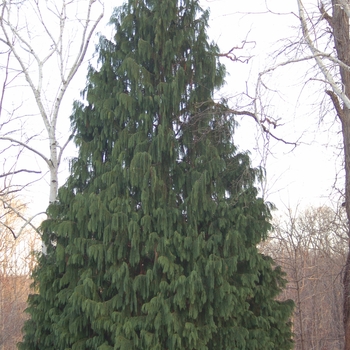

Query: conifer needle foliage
19;0;293;349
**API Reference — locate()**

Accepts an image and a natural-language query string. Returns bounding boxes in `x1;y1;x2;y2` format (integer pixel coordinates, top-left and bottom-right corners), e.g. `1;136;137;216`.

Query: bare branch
17;211;44;238
326;89;345;120
227;108;298;146
0;221;17;239
218;40;255;64
0;169;41;179
319;2;333;27
0;197;42;237
0;49;11;118
57;128;76;167
0;136;51;167
297;0;350;109
51;1;104;131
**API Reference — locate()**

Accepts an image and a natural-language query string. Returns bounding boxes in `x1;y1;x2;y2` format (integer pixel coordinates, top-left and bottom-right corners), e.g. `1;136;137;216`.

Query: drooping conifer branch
19;1;294;349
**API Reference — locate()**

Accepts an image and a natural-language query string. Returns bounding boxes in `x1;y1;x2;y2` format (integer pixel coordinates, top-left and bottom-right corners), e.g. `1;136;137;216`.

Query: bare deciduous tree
0;0;104;252
284;2;350;347
261;205;347;349
0;196;40;349
231;1;350;347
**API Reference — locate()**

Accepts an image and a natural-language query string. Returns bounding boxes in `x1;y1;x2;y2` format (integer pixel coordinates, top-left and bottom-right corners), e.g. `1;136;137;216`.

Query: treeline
0;199;40;350
261;206;348;349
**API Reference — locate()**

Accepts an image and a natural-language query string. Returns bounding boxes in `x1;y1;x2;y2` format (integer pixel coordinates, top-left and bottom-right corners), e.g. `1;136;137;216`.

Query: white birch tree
0;0;104;252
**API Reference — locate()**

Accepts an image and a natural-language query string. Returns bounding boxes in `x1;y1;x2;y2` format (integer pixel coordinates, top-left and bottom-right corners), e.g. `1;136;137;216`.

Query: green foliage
19;0;293;349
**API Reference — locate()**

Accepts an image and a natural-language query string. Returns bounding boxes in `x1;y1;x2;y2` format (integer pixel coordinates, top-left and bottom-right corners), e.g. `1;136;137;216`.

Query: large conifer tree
19;0;293;349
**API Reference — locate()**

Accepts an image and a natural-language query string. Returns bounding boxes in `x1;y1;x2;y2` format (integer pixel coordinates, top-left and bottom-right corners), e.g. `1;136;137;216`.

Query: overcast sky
201;0;342;212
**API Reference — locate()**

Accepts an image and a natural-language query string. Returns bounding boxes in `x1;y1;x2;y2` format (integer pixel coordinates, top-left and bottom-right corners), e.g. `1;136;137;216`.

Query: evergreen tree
19;0;293;349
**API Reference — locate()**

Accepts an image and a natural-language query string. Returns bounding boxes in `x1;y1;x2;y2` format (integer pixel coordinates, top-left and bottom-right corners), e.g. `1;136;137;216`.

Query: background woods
261;205;348;350
0;197;40;350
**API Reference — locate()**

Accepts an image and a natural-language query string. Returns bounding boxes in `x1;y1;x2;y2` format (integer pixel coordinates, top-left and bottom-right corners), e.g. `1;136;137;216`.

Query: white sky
2;0;342;220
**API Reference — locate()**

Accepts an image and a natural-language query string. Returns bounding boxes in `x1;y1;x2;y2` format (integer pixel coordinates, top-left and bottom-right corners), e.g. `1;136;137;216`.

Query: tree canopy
19;0;293;349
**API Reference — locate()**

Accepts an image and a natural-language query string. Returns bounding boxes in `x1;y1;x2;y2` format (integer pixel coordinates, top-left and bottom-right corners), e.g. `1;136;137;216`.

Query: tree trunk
342;113;350;350
327;2;350;349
